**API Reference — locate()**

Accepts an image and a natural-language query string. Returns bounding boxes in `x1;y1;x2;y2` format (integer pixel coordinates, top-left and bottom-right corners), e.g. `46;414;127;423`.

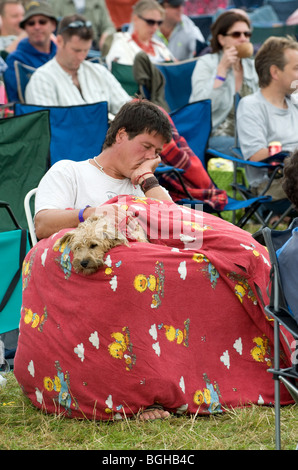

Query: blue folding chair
262;220;298;450
14;101;109;165
155;58;200;112
13;61;36;103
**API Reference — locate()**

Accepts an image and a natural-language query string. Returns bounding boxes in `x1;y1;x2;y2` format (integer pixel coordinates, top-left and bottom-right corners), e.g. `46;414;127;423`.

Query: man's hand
130;155;161;185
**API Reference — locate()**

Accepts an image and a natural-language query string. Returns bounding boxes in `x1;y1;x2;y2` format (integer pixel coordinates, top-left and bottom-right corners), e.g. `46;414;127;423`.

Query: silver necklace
93;156;104;173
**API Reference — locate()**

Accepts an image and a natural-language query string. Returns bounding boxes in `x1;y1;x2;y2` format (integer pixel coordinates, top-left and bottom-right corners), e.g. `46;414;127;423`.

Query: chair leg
274;319;281;450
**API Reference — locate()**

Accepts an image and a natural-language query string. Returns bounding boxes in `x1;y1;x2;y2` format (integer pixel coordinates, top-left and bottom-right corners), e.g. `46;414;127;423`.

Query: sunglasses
138;15;163;26
26;18;49;26
225;31;252;38
60;20;92;33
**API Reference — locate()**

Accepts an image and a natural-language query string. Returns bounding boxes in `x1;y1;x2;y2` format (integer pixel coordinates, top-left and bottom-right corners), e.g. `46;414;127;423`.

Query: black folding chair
262;219;298;450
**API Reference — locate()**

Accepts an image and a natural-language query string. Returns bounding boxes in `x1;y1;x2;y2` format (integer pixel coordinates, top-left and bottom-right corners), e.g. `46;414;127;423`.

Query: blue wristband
78;205;90;223
215;75;226;82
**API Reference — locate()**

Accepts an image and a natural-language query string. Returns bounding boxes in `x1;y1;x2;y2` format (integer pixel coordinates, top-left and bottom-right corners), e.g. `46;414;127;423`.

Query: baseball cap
20;1;57;29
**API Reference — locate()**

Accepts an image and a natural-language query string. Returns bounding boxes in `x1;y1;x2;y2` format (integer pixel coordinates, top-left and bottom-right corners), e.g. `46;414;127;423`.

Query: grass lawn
0;372;297;451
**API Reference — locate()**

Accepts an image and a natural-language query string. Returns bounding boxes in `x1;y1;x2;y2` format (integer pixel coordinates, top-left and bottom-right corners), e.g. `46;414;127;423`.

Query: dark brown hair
210;11;251;53
57;14;94;42
103;99;172;149
255;36;298;88
282;150;298;209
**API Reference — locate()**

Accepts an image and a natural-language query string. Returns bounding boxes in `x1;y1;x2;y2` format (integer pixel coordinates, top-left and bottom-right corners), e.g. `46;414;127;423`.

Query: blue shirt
4;38;57;102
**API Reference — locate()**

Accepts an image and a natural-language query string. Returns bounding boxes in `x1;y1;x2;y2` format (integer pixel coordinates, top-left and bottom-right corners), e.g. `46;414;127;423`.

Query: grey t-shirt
236;89;298;187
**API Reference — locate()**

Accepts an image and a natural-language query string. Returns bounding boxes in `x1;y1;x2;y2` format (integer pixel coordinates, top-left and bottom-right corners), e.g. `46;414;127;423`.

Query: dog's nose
80;260;89;268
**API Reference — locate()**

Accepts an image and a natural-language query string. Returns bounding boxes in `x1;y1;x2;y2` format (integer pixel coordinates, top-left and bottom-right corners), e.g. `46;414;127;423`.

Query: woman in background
189;10;258;155
105;0;175;69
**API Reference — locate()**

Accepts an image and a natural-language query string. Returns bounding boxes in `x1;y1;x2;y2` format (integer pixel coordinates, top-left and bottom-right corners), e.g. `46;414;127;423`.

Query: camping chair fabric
251;23;298;44
14;101;109;165
262;220;298;449
0;110;50;231
0;202;30;334
111;61;139;97
265;0;298;23
0;201;31;370
155;58;200;112
14;60;36;103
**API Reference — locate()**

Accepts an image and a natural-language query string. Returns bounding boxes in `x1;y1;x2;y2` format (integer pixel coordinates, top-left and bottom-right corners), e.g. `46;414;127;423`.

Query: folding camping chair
24;188;37;247
0;110;50;231
262;220;298;450
111;61;139;97
0;201;31;369
14;101;109;165
14;60;36;103
156;100;274;228
154;58;200;112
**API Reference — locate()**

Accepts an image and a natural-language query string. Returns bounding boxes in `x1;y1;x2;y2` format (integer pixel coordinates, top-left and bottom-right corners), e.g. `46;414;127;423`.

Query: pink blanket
14;196;294;420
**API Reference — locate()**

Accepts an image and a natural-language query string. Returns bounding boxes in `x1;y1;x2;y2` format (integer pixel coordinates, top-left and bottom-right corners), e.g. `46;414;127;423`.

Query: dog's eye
89;243;98;249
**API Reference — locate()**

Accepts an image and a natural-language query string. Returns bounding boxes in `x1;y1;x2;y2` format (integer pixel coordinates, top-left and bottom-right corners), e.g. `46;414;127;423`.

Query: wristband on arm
78;205;90;223
140;176;159;192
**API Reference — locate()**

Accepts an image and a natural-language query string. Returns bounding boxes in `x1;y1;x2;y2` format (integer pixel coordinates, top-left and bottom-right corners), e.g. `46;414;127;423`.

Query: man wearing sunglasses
4;1;57;102
155;0;206;61
25;14;131;115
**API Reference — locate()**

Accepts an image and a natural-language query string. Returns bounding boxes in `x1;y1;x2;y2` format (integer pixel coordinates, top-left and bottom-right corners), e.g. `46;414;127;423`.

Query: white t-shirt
237;89;298;187
35;159;145;215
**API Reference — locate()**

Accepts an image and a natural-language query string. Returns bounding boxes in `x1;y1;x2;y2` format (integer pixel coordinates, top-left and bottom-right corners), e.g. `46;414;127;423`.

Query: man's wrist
140;176;159;192
136;172;154;185
78;205;91;223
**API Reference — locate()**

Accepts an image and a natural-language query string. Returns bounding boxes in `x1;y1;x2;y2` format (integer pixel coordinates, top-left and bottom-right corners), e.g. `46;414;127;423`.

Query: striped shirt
25;57;130;114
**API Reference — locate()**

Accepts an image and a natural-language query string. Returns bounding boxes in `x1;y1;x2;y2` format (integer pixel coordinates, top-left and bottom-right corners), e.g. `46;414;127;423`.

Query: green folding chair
0;110;50;232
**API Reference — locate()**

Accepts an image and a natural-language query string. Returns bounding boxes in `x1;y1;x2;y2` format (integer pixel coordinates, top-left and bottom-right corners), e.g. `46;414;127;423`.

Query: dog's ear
59;231;75;248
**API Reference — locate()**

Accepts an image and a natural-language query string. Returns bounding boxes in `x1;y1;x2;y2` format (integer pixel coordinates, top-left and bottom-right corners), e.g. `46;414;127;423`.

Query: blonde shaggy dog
59;215;147;275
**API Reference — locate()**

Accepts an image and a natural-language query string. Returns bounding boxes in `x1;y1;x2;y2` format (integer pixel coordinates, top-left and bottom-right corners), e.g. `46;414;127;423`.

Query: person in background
105;0;138;30
48;0;116;52
105;0;174;69
0;0;26;54
25;13;131;113
4;0;57;102
236;36;298;200
189;10;258;155
155;0;205;61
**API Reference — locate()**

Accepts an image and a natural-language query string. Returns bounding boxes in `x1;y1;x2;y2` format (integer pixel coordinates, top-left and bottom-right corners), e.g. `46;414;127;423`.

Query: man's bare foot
139;404;170;421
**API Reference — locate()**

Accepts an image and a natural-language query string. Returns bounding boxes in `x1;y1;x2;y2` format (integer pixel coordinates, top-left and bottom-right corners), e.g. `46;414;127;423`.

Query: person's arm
248;148;269;162
35;207;95;240
213;46;238;89
131;156;173;203
35;204;130;240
